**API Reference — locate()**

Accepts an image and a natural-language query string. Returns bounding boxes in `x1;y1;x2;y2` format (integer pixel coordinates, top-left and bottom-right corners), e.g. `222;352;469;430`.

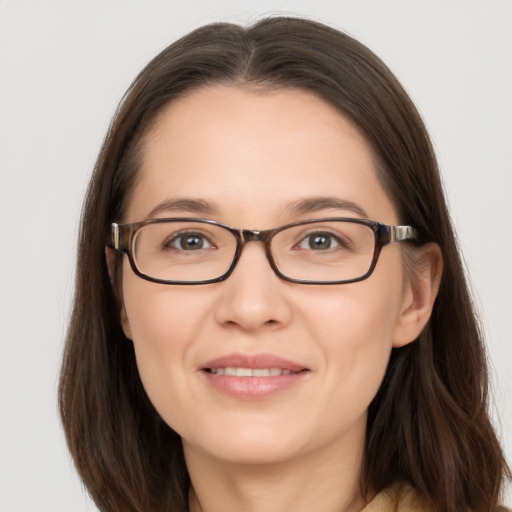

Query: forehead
125;86;397;226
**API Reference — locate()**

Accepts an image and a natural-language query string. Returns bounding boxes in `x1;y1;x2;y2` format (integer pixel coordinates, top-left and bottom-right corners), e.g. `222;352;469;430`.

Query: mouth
205;367;301;377
200;353;310;400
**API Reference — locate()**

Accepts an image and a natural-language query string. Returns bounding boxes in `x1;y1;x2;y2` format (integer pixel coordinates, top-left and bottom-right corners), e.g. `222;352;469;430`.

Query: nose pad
213;241;292;331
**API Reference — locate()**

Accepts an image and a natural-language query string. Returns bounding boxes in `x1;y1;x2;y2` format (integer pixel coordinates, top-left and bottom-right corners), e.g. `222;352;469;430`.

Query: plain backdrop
0;1;511;510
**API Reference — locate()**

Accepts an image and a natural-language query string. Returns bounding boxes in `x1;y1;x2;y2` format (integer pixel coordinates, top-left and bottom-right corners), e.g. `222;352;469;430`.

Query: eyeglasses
109;218;417;285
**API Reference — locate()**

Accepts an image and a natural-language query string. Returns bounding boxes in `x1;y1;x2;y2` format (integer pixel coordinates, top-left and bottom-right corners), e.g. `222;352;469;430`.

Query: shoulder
361;483;433;512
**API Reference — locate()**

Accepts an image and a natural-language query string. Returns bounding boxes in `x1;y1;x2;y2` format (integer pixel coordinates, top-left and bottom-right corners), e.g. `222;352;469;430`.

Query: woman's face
120;86;414;466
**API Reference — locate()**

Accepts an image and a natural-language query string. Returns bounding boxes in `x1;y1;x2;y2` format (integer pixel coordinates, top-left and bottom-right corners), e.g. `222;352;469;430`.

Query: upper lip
201;353;308;372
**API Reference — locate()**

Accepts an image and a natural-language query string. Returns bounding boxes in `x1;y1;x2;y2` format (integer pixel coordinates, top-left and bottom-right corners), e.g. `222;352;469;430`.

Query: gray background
1;1;510;510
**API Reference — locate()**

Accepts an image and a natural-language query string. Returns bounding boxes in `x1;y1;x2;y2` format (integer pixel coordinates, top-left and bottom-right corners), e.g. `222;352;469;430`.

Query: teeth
254;369;271;377
209;367;295;377
236;368;252;377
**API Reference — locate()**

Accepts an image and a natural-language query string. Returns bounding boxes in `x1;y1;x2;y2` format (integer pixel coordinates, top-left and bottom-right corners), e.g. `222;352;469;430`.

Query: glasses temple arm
106;223;120;250
389;225;418;243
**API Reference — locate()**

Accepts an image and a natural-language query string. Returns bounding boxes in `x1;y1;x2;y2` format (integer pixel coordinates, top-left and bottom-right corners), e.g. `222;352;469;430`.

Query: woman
59;17;510;512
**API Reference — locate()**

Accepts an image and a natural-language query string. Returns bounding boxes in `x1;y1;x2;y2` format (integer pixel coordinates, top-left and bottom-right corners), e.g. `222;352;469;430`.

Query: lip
199;353;310;401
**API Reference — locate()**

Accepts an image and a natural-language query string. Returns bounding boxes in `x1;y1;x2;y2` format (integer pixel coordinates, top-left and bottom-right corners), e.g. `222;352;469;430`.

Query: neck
185;430;368;512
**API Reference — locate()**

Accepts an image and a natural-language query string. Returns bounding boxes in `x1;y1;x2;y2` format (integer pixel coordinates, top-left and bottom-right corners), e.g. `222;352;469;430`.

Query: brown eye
298;232;341;251
167;232;212;251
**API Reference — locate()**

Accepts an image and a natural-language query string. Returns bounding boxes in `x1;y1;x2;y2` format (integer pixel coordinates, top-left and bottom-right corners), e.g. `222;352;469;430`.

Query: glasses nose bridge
239;227;276;247
235;228;275;268
239;228;265;243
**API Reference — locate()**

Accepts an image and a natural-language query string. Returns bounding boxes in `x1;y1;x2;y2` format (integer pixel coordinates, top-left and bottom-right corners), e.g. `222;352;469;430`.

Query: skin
118;86;441;512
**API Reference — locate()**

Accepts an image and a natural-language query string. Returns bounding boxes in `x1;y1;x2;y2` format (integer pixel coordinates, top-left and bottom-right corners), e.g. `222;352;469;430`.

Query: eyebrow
147;198;217;218
283;197;369;219
145;195;368;220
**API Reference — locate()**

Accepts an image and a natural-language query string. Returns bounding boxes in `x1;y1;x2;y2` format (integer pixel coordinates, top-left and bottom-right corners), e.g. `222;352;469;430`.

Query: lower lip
201;371;309;400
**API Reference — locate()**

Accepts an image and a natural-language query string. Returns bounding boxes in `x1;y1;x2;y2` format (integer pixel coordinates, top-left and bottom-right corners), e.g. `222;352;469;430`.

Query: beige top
361;483;432;512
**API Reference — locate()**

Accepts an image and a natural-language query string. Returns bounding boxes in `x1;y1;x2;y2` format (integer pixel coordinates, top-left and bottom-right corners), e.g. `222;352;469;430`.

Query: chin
182;421;311;466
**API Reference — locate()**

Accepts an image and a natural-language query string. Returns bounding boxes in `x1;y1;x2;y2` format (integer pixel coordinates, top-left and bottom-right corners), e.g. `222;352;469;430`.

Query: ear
105;246;116;283
393;243;443;348
105;246;133;340
120;304;133;340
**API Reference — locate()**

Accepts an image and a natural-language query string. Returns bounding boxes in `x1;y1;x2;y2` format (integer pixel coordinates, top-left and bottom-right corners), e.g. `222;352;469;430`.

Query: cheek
305;270;401;353
305;264;404;409
121;274;210;420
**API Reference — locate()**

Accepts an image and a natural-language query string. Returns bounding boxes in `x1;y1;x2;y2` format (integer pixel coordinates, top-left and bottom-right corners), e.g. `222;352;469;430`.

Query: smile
200;353;310;400
206;367;296;377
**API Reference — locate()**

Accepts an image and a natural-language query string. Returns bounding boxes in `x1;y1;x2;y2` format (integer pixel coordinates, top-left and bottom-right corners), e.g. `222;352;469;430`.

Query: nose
213;241;293;332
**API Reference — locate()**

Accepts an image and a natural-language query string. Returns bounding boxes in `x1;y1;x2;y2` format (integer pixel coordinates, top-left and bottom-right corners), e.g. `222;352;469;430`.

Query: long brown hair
59;17;510;511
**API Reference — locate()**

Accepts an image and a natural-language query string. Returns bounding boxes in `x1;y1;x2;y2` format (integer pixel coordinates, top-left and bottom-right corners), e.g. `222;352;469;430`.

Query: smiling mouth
201;356;309;399
205;367;303;377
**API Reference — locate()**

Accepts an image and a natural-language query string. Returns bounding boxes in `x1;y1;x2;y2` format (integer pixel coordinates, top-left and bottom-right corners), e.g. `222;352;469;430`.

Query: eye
167;232;213;251
298;232;342;251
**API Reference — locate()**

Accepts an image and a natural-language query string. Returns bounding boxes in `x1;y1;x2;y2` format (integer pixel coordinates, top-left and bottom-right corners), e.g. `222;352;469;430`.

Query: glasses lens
132;221;237;282
271;220;376;282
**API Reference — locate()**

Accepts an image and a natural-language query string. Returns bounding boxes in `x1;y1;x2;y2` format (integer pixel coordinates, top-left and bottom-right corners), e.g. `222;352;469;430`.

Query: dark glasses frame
108;217;418;285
